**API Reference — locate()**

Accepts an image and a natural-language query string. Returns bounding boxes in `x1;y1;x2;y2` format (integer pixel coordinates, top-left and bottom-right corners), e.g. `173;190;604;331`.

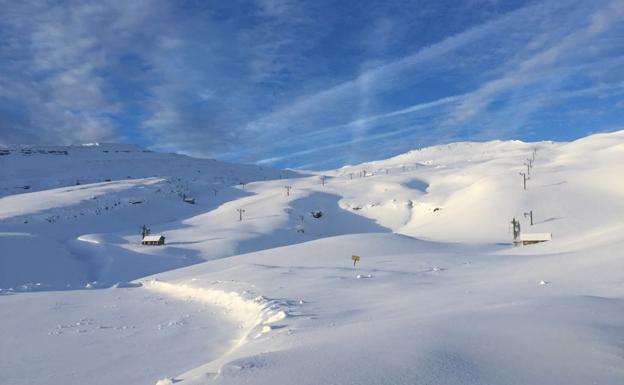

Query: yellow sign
351;255;360;266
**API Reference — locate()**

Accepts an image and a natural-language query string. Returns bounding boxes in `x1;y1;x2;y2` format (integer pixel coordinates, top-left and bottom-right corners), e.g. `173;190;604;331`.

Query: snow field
0;286;239;385
1;132;623;384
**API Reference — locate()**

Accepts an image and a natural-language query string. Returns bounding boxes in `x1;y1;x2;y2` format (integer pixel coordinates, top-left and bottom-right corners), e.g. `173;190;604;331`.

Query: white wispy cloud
1;0;622;169
243;1;552;133
236;0;624;167
0;0;165;144
449;0;624;124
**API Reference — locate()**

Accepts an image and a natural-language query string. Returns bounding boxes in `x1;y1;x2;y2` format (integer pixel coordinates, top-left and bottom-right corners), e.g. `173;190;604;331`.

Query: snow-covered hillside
1;132;623;385
0;143;302;289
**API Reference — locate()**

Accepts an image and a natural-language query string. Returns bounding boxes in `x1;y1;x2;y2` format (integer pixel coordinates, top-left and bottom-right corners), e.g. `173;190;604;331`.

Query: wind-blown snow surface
1;133;623;385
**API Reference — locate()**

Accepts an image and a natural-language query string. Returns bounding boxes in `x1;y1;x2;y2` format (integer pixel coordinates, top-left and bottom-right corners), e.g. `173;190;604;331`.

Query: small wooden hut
142;235;165;246
517;233;551;246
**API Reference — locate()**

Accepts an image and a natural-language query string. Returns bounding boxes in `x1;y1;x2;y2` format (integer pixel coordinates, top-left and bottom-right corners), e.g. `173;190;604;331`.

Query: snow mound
142;280;292;340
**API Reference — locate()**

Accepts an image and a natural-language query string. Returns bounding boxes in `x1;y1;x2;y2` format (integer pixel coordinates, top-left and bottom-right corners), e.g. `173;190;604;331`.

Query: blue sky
1;0;623;169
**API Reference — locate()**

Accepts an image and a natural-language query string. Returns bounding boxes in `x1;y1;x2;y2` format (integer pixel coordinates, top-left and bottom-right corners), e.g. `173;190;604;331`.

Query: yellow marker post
351;255;360;267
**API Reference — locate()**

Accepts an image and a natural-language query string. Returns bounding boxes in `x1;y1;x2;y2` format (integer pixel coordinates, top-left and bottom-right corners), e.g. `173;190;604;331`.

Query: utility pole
524;210;533;226
320;176;326;186
349;173;353;180
511;218;521;243
213;188;218;196
237;208;245;221
285;185;292;196
532;148;537;162
524;161;531;175
519;172;528;190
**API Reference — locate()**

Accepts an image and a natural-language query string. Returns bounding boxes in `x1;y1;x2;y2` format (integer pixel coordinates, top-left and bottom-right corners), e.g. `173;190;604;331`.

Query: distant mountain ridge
0;142;299;197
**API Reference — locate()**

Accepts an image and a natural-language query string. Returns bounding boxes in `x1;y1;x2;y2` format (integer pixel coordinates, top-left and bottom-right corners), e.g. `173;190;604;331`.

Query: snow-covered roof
519;233;552;241
143;235;164;242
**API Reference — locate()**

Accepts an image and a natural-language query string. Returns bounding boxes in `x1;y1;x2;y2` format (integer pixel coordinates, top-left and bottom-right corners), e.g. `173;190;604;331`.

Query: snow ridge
143;279;288;332
142;279;291;380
